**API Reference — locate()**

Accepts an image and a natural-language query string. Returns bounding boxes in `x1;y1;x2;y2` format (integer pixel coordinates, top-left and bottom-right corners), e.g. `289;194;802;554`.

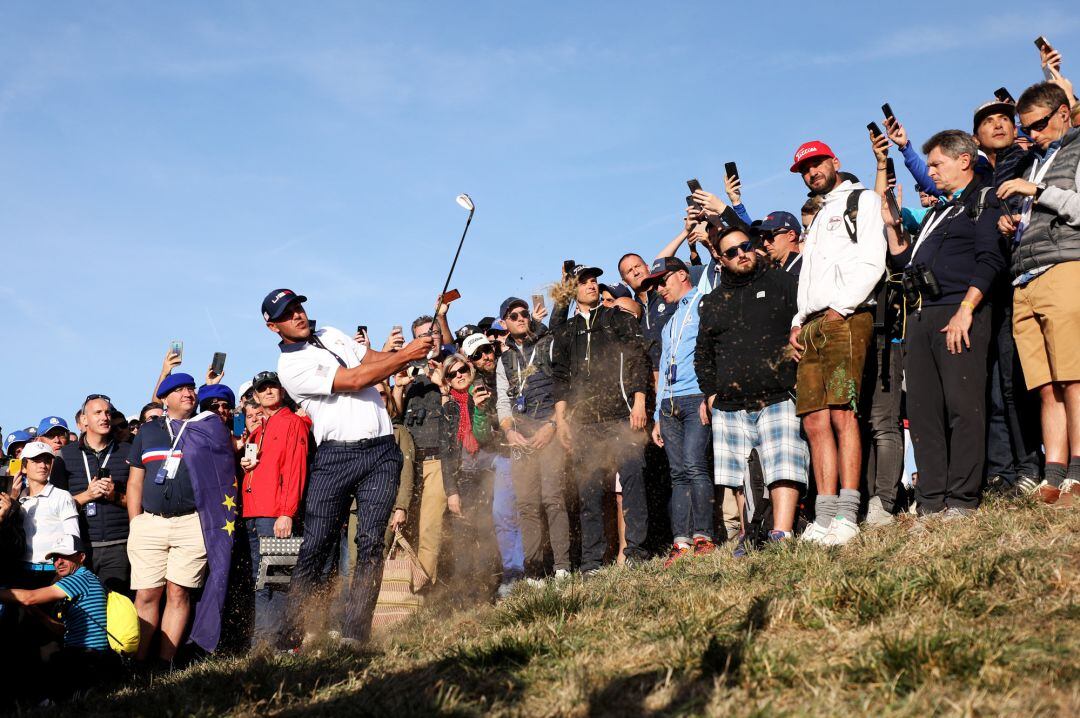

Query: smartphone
685;194;695;207
885;158;897;186
1034;36;1049;51
867;122;883;138
232;413;245;438
686;178;702;193
531;293;545;313
440;289;461;305
244;443;258;462
309;319;317;331
357;325;368;337
169;339;183;361
96;468;111;480
563;259;576;276
994;87;1015;104
881;103;896;122
210;352;226;377
8;458;22;477
724;162;740;183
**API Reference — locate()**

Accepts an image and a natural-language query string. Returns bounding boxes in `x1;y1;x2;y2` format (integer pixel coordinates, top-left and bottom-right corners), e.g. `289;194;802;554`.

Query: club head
455;194;474;212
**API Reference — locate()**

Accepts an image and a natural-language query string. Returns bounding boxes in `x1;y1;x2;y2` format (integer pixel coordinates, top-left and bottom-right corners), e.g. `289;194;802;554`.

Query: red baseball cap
790;141;837;173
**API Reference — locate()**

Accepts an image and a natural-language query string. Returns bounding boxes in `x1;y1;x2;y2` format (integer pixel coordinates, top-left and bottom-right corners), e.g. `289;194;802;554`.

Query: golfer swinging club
261;287;435;649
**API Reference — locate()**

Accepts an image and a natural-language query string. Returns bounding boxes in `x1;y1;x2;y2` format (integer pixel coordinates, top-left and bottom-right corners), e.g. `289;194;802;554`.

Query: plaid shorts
711;398;809;488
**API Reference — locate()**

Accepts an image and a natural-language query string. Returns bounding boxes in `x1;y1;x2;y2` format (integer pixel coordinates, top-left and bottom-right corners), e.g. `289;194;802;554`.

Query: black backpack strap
967;186;992;222
843;189;864;243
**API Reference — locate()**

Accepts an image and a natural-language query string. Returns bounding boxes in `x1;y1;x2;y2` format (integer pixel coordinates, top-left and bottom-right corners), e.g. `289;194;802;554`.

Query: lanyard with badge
1015;147;1061;246
665;288;702;387
155;419;189;485
81;443;114;518
908;203;957;266
513;345;539;412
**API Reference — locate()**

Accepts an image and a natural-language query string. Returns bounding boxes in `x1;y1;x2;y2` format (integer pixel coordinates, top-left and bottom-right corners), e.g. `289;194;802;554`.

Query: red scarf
450;389;479;455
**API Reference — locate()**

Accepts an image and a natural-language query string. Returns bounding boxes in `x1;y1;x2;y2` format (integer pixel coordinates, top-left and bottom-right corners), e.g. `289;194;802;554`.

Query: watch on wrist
1033;183;1047;203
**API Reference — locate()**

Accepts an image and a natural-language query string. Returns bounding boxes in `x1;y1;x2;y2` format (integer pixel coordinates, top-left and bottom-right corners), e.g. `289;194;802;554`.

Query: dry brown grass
31;498;1080;716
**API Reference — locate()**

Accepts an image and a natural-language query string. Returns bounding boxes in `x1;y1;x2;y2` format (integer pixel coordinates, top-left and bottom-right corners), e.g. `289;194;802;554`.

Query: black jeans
573;421;648;571
905;305;991;513
87;541;131;596
986;296;1043;482
861;340;905;512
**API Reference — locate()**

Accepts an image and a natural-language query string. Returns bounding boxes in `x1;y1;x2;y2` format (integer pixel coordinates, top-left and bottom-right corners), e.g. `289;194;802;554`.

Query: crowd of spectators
1;37;1079;704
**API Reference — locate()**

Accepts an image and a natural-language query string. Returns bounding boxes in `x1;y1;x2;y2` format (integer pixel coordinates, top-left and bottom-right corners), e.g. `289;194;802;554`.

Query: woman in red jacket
239;371;311;647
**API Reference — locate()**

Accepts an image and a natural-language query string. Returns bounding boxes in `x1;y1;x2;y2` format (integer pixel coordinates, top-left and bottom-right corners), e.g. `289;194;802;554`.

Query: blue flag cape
175;411;238;653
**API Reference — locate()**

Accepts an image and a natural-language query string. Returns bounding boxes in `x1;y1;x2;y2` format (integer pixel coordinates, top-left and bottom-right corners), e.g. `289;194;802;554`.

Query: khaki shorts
1013;260;1080;389
127;512;207;590
795;310;874;416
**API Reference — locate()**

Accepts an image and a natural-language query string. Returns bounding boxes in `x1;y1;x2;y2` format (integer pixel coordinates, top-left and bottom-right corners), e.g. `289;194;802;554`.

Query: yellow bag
105;590;140;655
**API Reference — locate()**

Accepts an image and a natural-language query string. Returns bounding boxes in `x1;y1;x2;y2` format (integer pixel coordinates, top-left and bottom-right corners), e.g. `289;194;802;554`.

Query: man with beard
462;328;525;594
788;141;886;546
696;227;807;549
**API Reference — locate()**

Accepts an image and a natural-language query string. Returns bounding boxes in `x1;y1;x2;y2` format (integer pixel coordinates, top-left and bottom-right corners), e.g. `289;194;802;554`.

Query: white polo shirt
19;482;81;564
277;325;393;445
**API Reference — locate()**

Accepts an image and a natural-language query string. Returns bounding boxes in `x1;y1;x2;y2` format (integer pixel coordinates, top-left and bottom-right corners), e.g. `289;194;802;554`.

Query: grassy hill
39;498;1080;716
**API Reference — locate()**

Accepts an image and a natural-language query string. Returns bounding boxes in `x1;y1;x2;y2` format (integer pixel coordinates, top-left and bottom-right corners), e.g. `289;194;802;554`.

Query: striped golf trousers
279;436;401;646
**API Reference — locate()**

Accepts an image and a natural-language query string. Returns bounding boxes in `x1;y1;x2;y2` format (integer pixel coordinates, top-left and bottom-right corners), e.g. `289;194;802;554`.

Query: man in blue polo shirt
643;257;715;566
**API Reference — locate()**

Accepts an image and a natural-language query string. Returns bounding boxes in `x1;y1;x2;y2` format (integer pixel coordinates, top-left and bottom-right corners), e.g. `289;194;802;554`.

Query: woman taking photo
435;354;500;603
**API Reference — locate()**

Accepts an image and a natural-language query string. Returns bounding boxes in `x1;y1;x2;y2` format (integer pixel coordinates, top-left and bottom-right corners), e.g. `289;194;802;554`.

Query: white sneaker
864;496;895;527
800;519;832;543
553;569;571;581
496;582;515;600
525;577;546;589
820;516;860;546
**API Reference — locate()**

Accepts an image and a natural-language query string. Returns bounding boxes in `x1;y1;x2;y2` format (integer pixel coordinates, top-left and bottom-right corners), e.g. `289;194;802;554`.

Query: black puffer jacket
550;305;649;424
695;263;799;411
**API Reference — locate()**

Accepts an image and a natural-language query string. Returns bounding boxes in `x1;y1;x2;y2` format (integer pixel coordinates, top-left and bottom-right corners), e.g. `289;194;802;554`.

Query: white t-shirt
277;325;392;445
19;482;81;564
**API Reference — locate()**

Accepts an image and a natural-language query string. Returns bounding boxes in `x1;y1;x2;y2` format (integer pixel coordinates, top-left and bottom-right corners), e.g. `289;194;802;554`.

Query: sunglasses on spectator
721;241;755;259
506;310;530;321
1020;105;1063;134
447;366;470;379
762;230;793;243
469;347;494;360
207;400;231;412
85;393;112;404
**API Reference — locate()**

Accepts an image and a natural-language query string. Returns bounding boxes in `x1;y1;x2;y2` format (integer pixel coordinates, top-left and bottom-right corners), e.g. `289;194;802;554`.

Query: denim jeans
491;455;525;581
246;517;289;646
658;393;713;543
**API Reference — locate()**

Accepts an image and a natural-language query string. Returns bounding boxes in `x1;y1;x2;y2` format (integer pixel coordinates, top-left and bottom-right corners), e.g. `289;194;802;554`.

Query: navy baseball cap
600;283;633;300
500;297;529;319
641;257;689;289
156;372;197;399
758;211;801;235
571;264;603;281
36;416;71;437
261;288;308;322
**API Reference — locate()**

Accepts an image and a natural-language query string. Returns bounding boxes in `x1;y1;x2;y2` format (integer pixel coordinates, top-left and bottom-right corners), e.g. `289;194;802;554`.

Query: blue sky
0;1;1076;434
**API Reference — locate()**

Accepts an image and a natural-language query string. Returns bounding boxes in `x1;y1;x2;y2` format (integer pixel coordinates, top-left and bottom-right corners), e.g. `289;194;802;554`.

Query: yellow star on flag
222;495;237;512
222;519;235;536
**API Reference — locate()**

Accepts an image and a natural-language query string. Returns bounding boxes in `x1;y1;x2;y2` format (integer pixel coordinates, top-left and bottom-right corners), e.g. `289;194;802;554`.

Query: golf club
438;193;475;303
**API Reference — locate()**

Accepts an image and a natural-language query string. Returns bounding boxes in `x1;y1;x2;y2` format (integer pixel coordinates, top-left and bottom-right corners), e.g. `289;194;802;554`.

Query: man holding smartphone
262;288;434;649
49;394;132;594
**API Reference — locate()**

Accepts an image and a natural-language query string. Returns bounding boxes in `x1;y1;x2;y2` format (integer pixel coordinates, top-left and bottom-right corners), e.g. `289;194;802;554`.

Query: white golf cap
238;380;254;399
21;441;56;460
461;333;493;358
45;534;84;559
